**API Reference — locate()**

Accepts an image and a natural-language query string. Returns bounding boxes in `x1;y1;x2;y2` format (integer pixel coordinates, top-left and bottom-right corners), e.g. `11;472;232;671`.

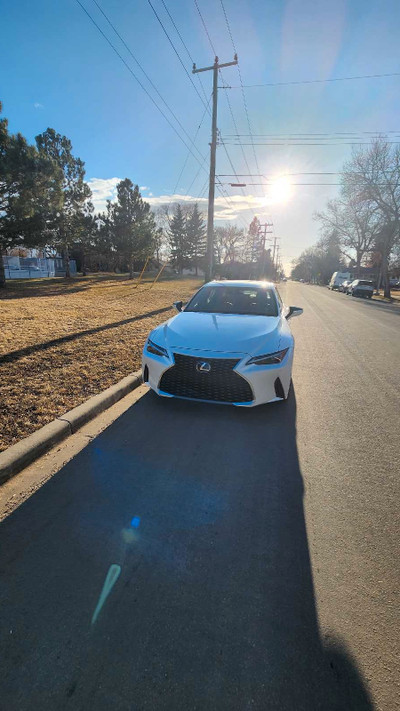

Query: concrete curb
0;370;142;485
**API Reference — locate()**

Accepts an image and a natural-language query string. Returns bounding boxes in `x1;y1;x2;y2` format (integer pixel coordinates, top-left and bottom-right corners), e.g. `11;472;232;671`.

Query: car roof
207;280;276;289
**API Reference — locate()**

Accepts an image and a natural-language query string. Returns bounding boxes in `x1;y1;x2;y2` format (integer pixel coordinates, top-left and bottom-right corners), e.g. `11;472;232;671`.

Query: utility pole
257;221;273;278
275;245;281;281
271;233;279;282
193;55;238;282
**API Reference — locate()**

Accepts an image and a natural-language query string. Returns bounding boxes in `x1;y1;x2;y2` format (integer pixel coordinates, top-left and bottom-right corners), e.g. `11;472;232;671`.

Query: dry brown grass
372;290;400;304
0;274;202;451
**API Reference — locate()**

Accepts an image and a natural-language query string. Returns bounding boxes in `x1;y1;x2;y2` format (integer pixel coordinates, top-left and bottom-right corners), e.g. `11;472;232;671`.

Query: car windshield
185;286;279;316
359;280;373;286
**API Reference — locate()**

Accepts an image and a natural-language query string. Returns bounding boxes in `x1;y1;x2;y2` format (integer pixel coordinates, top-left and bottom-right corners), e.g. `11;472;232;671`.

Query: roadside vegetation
0;275;201;452
1;103;281;285
291;139;400;297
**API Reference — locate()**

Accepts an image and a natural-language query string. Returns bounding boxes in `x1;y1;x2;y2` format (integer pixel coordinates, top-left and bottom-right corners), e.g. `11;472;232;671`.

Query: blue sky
1;0;400;271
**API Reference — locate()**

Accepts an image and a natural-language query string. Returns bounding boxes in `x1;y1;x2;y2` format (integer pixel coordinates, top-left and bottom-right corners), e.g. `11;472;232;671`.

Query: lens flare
268;176;292;204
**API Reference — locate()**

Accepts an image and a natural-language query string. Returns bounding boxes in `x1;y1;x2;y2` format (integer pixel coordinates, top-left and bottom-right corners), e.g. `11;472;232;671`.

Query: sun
268;176;292;204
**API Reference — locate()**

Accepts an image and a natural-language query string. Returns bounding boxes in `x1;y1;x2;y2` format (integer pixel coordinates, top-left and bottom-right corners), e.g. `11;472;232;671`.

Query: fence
2;256;77;280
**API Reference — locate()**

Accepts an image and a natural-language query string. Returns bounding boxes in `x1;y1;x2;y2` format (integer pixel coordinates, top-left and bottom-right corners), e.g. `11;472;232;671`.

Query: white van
329;272;351;290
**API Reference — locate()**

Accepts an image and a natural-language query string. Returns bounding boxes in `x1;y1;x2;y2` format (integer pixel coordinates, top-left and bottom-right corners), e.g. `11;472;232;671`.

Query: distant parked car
389;278;400;290
339;279;352;293
329;271;352;290
347;280;374;298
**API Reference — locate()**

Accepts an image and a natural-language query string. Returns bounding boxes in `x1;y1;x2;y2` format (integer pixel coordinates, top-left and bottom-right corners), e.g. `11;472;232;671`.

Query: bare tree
343;139;400;297
315;197;380;278
214;226;245;264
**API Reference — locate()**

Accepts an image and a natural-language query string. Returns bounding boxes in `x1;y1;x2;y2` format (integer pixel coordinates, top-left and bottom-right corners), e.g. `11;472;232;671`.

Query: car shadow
0;390;373;710
0;306;172;364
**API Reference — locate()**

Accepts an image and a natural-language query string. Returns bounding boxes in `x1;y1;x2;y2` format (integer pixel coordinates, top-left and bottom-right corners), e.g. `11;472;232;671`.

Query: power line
172;96;211;195
193;0;217;55
159;0;210;106
157;1;254;226
219;0;262;195
77;1;253;235
218;71;258;219
78;0;239;219
218;172;341;176
192;0;261;224
146;1;248;227
225;182;343;186
90;0;204;161
147;0;210;115
225;181;400;186
75;0;205;165
222;141;400;146
184;154;209;196
224;132;400;139
222;71;400;89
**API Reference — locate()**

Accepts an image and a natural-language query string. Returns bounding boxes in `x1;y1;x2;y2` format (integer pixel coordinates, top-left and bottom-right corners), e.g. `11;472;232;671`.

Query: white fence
2;256;77;279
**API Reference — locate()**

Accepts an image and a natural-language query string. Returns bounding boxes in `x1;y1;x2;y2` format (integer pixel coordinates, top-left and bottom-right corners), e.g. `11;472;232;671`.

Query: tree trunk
355;251;362;278
375;264;382;294
81;251;87;276
129;256;134;279
64;239;71;279
0;250;6;288
381;246;391;298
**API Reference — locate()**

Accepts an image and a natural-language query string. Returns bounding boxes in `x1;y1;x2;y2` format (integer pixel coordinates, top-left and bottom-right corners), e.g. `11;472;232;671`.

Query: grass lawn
0;273;202;452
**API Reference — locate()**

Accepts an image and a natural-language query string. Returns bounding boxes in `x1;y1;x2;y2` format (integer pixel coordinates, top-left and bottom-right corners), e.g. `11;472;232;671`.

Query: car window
185;286;279;316
276;288;283;310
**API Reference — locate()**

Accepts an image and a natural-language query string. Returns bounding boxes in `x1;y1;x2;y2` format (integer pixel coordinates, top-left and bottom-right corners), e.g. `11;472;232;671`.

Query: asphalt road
1;283;399;711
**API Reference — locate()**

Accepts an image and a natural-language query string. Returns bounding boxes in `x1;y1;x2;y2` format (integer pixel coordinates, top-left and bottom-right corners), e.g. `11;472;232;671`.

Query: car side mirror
286;306;303;320
173;300;183;312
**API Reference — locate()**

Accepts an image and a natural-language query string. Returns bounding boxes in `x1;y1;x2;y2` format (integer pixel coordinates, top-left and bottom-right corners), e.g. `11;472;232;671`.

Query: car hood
153;312;282;356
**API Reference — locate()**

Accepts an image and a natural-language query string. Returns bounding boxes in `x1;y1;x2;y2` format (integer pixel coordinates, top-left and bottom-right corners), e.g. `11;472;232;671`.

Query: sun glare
268;176;292;204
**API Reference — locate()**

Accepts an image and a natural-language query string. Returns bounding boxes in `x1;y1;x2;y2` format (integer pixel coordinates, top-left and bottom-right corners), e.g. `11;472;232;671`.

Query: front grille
159;353;253;403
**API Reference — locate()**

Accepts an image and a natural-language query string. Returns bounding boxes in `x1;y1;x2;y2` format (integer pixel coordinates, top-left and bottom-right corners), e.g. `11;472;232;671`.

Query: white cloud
146;192;270;222
88;179;155;211
87;179;272;223
87;177;122;212
34;102;44;109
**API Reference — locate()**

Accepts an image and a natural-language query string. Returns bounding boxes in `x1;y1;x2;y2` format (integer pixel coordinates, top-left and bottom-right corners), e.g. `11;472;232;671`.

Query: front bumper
142;346;294;407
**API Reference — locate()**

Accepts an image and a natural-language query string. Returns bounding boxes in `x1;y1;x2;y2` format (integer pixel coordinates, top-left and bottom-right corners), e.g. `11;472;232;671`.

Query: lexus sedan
142;281;303;407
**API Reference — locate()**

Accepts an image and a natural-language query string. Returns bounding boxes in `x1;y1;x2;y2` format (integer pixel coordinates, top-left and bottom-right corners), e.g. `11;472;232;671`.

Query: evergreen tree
186;203;206;274
35;128;91;278
110;179;156;278
168;204;188;273
0;107;62;287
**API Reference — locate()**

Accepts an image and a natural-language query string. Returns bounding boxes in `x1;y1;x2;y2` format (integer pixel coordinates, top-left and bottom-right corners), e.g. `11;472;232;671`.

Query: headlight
147;338;168;357
247;348;289;366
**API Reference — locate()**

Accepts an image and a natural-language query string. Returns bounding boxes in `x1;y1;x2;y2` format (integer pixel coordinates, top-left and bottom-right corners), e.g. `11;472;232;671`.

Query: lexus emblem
196;361;211;373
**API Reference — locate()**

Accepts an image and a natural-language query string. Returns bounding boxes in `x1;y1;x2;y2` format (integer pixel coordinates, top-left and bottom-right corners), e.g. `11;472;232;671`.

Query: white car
347;279;374;298
142;281;303;407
